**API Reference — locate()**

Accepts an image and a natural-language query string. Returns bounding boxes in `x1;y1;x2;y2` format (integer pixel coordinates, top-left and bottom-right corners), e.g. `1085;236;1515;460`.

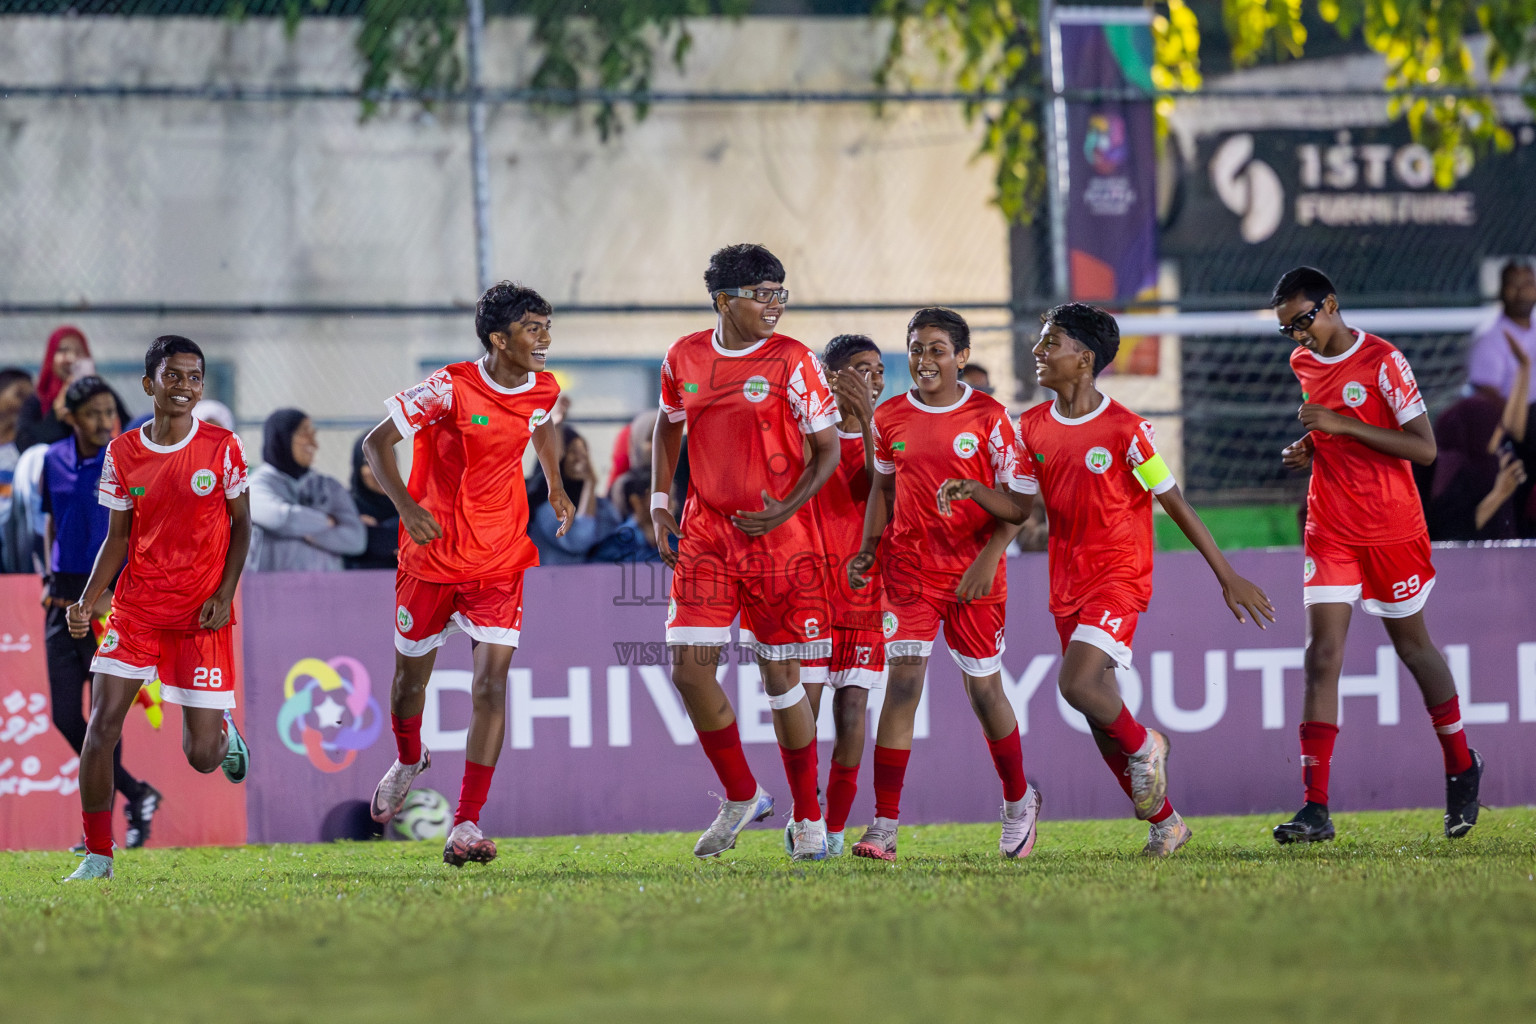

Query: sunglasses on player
719;286;790;305
1278;299;1328;339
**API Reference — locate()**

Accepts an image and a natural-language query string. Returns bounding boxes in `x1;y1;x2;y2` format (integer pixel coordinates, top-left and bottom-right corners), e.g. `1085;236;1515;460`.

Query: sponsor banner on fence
0;577;247;851
242;548;1536;844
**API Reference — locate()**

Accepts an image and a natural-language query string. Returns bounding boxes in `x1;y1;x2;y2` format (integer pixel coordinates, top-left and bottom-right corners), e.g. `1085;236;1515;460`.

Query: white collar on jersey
138;415;201;454
710;327;769;358
904;382;974;414
478;355;537;395
1299;328;1366;366
1048;391;1111;426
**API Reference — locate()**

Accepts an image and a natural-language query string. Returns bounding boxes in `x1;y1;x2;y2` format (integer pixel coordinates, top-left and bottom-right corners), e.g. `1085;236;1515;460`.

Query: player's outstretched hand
1298;403;1350;436
955;552;998;603
198;594;233;631
400;501;444;546
66;601;92;639
651;508;684;569
847;549;876;591
1220;573;1275;629
936;477;975;517
732;490;794;536
1281;434;1314;470
548;487;576;538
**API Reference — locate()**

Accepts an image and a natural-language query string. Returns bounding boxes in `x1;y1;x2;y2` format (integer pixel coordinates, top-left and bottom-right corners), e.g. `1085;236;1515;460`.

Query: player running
940;303;1273;856
363;282;573;867
651;244;841;862
787;334;887;857
63;336;252;881
848;307;1040;863
1270;267;1482;843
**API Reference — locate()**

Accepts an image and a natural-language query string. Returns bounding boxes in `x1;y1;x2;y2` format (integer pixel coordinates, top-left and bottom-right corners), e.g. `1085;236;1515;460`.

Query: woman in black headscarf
246;408;366;571
347;430;400;569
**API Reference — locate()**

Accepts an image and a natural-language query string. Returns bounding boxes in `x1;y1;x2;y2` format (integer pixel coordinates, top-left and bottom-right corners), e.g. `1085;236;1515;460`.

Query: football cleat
1444;749;1484;839
443;820;497;866
125;784;162;850
63;853;114;881
1126;729;1170;820
693;786;774;859
851;817;898;862
220;711;249;784
826;830;845;858
370;750;433;824
1273;801;1335;844
1143;811;1192;857
790;818;829;862
1000;784;1042;859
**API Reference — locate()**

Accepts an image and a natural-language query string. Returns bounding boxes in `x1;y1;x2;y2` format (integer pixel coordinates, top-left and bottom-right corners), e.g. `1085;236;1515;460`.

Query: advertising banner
241;549;1536;844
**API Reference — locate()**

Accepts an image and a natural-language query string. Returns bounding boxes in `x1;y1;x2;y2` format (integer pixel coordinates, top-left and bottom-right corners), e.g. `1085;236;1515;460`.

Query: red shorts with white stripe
1053;603;1140;671
395;571;524;657
92;612;237;710
882;583;1005;677
666;552;831;662
803;623;888;689
1303;530;1435;618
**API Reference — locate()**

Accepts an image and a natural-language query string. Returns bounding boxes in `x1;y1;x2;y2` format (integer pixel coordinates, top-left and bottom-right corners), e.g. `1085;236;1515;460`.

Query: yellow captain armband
1131;453;1173;492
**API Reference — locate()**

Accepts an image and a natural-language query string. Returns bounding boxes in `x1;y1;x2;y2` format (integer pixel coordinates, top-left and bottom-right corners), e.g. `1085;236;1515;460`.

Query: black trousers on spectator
46;574;143;803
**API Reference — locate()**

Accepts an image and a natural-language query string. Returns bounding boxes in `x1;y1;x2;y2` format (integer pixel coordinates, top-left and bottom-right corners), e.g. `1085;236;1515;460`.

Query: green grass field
4;809;1535;1024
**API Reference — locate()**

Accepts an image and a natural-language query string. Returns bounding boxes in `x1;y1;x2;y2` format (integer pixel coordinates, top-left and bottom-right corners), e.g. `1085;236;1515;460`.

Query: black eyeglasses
1278;299;1327;339
719;286;789;305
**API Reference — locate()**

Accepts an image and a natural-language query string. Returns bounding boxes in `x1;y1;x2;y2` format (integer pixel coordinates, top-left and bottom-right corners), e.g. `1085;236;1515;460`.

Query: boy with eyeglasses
650;243;841;862
1270;266;1482;844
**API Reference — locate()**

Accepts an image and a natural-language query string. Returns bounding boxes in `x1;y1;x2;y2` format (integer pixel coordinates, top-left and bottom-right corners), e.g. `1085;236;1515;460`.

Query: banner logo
276;657;384;773
1211;134;1284;244
1084;112;1127;175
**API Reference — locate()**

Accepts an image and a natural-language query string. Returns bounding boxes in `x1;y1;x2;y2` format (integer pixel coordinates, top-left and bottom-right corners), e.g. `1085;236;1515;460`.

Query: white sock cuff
767;682;807;710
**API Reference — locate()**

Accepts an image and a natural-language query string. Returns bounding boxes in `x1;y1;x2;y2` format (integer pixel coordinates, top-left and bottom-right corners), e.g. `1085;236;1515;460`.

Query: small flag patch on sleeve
129;486;145;496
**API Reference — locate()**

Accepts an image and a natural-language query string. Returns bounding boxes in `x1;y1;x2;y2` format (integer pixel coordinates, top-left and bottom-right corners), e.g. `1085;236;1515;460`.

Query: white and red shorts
666;551;831;662
1303;531;1435;618
1054;602;1140;671
395;571;524;657
882;578;1005;677
92;612;237;710
803;615;888;690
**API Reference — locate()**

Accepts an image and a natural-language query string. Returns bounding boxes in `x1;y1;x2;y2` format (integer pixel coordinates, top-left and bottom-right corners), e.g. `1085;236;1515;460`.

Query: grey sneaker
1143;811;1192;857
221;711;249;784
1126;729;1170;820
63;853;114;881
370;750;433;824
443;820;497;866
826;830;845;857
693;786;774;858
851;816;898;862
1000;784;1042;859
790;818;828;862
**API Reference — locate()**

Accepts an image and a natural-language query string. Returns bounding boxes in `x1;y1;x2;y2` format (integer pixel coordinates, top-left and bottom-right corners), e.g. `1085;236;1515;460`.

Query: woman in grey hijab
246;408;365;571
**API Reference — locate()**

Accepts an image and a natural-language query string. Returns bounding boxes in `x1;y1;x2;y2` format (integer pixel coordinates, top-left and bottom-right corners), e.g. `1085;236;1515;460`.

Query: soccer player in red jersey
787;334;886;857
63;336;253;881
847;307;1040;863
1270;267;1482;843
650;244;841;862
940;303;1273;856
362;282;573;867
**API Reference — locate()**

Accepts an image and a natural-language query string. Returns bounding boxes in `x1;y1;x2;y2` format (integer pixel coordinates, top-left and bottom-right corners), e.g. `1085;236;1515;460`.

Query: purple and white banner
242;548;1536;843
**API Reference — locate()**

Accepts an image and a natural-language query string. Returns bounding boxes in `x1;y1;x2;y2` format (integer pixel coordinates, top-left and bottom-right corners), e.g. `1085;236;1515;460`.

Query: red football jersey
386;358;560;584
98;419;250;630
1290;330;1428;545
813;428;882;625
1015;395;1170;617
659;329;838;574
872;385;1024;598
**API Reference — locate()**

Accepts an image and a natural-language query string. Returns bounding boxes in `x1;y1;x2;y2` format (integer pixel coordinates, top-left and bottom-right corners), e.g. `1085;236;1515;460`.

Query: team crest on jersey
952;432;980;458
528;408;548;431
1084;447;1113;474
189;468;217;496
99;629;120;653
396;606;413;633
666;599;677;625
742;376;772;403
882;611;898;638
1303;557;1316;582
1341;381;1368;408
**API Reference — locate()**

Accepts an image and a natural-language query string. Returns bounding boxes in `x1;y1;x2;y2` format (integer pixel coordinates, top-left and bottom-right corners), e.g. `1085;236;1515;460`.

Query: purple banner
1059;15;1159;303
242;548;1536;843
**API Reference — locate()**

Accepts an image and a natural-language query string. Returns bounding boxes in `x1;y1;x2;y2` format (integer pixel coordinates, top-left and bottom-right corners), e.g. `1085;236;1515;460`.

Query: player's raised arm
731;424;840;536
530;417;574;537
648;410;685;568
1299;404;1437;465
362;417;442;546
849;466;892;590
66;507;133;639
1155;484;1275;629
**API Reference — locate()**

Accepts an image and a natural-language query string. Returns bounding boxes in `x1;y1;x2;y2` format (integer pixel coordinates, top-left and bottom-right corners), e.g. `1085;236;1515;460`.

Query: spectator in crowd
590;467;665;563
246;408;365;571
1423;332;1530;540
528;423;622;563
961;362;994;395
39;376;161;847
609;408;658;501
18;327;92;452
0;367;34;570
1467;259;1536;402
191;399;236;431
346;430;399;570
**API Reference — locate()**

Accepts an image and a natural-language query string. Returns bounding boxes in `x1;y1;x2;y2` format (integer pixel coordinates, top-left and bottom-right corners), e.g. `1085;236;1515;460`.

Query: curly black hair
1041;303;1119;377
823;334;881;371
144;335;205;379
475;281;553;352
703;244;786;298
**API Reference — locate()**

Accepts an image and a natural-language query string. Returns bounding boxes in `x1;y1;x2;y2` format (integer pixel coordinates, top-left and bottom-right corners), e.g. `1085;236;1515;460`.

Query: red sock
825;761;860;833
698;722;757;802
453;760;495;826
1101;703;1149;756
391;713;423;765
1098;742;1173;823
1427;697;1473;775
1299;721;1339;805
986;725;1028;802
872;745;911;820
83;810;113;857
779;742;823;822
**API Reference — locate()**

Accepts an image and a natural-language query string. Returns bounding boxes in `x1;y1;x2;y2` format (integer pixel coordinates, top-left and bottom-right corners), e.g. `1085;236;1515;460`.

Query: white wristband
650;491;671;511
